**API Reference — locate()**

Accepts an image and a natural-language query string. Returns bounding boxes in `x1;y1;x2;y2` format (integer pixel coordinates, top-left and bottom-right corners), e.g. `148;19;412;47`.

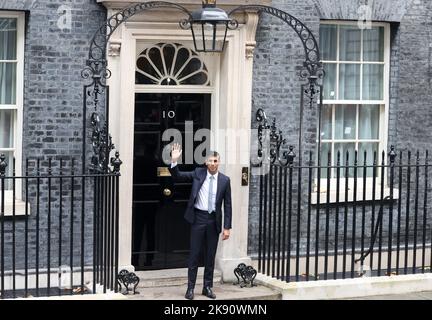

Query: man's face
206;155;219;175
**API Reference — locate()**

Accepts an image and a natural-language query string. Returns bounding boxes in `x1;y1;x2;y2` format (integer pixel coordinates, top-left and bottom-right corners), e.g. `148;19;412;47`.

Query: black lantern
181;0;238;53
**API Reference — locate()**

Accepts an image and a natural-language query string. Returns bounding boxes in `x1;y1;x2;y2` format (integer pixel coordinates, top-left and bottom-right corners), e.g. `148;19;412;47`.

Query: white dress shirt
171;162;218;212
195;170;218;212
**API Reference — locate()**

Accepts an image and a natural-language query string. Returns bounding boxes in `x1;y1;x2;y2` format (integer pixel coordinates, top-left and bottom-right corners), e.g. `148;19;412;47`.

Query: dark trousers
187;209;219;289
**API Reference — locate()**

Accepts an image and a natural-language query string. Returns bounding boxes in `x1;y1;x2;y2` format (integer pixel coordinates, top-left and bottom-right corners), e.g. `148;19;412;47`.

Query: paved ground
124;284;432;300
125;282;281;300
124;288;432;300
341;291;432;300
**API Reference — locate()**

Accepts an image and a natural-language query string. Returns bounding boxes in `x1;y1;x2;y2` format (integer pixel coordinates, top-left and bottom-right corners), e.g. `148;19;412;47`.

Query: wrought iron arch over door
82;1;324;173
136;43;211;86
82;2;194;174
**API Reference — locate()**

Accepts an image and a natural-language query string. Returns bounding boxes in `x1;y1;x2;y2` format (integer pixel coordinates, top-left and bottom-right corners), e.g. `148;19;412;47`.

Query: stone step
127;281;281;300
135;268;222;288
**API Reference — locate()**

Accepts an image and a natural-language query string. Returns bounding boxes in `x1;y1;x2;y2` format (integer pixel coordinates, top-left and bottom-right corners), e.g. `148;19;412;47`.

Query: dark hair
206;150;220;159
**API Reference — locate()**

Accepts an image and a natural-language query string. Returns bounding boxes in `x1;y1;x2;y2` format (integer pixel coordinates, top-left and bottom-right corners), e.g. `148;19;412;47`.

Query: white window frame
314;21;392;203
0;11;25;213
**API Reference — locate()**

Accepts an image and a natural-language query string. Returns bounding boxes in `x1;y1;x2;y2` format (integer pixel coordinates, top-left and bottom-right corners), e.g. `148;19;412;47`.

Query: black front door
132;93;211;270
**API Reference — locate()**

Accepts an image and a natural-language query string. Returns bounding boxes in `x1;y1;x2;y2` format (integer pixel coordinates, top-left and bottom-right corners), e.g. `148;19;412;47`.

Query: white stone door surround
101;0;266;281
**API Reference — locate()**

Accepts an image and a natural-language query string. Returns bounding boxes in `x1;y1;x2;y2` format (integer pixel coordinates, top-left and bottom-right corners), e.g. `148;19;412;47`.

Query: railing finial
287;145;296;165
388;145;397;164
0;154;7;176
111;151;123;174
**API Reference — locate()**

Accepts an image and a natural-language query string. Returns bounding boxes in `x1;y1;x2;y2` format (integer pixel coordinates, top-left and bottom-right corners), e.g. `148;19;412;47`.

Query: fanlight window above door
136;43;210;86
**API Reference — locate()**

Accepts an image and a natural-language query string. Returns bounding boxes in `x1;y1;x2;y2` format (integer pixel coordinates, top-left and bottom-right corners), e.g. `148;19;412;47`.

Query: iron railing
255;147;431;282
0;154;120;299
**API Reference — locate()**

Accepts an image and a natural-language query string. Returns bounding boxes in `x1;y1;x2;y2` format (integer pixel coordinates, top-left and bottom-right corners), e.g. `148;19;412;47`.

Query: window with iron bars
315;21;390;199
315;21;391;200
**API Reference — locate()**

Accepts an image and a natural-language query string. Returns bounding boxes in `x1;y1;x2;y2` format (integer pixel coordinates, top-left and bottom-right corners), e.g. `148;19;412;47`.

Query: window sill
311;187;399;205
1;200;31;217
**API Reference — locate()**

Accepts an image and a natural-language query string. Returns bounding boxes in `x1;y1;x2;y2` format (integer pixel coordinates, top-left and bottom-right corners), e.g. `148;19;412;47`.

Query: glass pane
193;22;225;52
339;25;361;61
319;25;337;61
334;143;355;177
363;27;384;62
173;47;190;76
358;142;379;177
323;63;336;99
0;62;17;104
320;104;332;140
180;72;208;85
335;105;356;140
162;44;176;74
362;64;383;100
318;142;331;179
0;18;17;60
178;57;205;84
147;46;164;76
339;64;360;100
0;109;13;148
358;105;379;139
136;54;161;85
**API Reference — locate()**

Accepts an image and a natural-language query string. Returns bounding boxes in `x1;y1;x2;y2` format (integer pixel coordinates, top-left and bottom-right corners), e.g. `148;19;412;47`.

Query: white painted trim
135;86;214;93
107;11;259;277
257;272;432;300
321;20;390;28
382;22;391;165
323;100;384;104
0;11;25;200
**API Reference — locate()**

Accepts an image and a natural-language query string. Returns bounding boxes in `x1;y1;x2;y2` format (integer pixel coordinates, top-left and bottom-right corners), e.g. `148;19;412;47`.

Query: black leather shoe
202;286;216;299
185;288;194;300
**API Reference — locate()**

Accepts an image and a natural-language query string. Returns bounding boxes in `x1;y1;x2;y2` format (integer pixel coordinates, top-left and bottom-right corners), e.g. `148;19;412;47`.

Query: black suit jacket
168;165;232;234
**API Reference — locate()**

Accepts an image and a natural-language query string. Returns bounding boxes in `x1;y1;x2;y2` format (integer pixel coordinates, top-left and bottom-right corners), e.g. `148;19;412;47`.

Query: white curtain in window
0;110;13;148
323;63;337;99
339;26;361;61
359;105;379;139
0;18;17;105
362;64;383;100
0;18;16;60
319;25;337;61
335;104;356;139
363;27;384;62
0;63;16;104
339;64;360;100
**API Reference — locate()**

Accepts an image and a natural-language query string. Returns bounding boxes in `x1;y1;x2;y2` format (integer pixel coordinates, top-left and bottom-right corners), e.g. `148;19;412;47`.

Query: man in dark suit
169;143;232;300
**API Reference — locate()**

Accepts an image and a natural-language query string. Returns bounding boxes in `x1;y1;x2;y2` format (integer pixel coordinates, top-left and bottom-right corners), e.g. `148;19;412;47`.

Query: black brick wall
248;0;432;255
0;0;107;269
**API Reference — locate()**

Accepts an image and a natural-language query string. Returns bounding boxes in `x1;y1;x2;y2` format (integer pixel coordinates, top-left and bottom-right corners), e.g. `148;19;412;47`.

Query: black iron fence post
422;151;429;273
0;154;6;298
254;111;432;284
47;158;52;294
111;152;122;293
70;159;75;294
25;159;29;297
0;152;122;299
388;146;396;275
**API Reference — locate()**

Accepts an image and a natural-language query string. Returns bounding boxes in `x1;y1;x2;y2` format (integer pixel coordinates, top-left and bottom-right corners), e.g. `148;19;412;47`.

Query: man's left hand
222;229;230;240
